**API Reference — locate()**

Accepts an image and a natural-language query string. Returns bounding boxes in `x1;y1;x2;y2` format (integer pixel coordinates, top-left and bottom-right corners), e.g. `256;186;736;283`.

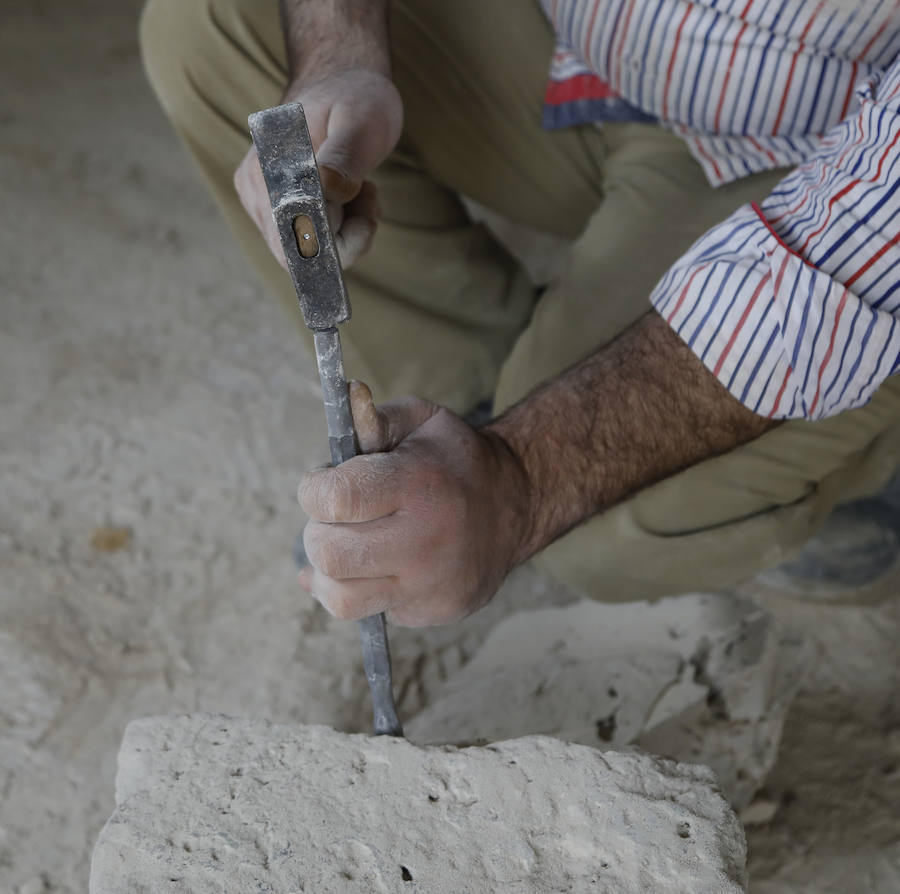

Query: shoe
463;397;494;428
763;471;900;592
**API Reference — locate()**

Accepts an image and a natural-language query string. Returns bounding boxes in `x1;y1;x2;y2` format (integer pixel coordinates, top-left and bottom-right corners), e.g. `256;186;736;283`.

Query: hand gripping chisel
248;102;402;737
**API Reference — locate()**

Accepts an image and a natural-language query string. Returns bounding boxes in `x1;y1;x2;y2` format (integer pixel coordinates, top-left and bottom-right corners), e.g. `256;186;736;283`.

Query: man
140;0;900;627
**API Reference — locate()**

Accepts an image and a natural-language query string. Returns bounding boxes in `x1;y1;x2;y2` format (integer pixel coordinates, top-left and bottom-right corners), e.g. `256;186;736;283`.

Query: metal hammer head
248;103;351;331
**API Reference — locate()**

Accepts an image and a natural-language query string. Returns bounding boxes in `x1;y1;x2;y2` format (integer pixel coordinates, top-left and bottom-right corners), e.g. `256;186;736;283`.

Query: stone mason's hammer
248;102;402;738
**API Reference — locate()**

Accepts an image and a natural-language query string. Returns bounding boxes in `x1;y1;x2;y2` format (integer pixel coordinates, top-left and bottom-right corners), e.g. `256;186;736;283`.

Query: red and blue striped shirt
541;0;900;418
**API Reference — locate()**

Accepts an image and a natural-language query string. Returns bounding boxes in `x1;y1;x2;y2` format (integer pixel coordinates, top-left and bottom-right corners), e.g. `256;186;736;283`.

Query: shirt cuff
650;202;900;420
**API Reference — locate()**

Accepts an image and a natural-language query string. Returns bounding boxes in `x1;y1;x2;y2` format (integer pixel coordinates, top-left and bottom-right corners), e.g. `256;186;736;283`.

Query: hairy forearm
487;310;779;565
278;0;391;82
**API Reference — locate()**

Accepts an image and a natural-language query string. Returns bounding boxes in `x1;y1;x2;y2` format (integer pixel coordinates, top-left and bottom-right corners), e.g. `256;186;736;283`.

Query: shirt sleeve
649;61;900;421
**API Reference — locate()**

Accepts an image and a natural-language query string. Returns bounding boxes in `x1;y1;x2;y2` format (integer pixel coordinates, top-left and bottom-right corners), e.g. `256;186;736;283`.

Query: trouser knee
139;0;231;125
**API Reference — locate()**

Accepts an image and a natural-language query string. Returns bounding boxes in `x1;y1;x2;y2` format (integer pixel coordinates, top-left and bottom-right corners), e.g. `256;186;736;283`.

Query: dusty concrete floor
1;2;898;892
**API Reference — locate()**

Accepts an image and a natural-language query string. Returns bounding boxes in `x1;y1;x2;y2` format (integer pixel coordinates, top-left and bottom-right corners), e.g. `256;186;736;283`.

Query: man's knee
140;0;285;138
139;0;271;122
139;0;210;119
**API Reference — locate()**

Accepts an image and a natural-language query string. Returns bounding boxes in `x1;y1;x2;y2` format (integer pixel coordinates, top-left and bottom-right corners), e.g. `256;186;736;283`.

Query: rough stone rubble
409;593;808;808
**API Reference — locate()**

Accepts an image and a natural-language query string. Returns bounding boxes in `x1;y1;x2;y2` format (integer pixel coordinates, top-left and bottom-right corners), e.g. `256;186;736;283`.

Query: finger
349;380;389;453
334;181;379;267
335;214;376;268
299;566;462;629
326;200;344;238
348;180;380;221
263;211;288;270
303;567;397;622
349;384;441;453
316;112;376;204
303;517;398;581
298;455;400;522
319;160;362;205
234;148;288;269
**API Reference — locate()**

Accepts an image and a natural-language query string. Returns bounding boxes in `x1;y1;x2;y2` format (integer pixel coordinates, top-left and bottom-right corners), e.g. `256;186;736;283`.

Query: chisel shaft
313;328;402;737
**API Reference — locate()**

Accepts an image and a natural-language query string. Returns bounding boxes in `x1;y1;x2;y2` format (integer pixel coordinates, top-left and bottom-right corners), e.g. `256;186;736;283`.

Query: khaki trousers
139;0;900;601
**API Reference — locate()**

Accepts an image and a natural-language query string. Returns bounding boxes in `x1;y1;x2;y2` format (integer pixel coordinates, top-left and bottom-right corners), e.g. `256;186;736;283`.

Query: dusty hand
297;383;530;627
234;69;402;269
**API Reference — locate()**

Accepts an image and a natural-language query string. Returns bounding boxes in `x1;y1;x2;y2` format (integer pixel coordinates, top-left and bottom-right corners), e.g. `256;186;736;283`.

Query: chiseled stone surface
90;715;747;894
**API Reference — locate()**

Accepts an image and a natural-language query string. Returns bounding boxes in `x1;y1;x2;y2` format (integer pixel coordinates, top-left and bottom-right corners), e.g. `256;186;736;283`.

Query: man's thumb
349;381;387;453
349;381;438;453
316;133;365;205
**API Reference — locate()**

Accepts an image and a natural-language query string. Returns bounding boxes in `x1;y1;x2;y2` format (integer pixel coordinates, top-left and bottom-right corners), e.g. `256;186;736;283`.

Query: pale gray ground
1;1;899;892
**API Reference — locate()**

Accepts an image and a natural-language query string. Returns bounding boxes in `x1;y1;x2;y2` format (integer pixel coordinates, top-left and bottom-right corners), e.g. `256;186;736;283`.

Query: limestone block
89;714;748;894
407;594;808;808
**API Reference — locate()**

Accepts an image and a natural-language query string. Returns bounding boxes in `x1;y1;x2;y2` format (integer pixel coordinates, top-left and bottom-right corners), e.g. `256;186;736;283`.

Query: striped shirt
541;0;900;418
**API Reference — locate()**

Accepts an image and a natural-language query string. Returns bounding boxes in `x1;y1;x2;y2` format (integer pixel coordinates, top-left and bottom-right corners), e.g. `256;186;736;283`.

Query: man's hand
235;1;401;269
297;383;530;628
297;313;778;628
235;71;402;269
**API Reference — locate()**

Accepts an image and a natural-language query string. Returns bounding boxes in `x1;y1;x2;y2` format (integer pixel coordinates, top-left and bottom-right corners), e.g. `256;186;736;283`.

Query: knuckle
299;469;339;519
297;473;317;513
318;543;344;579
302;522;324;560
304;525;338;577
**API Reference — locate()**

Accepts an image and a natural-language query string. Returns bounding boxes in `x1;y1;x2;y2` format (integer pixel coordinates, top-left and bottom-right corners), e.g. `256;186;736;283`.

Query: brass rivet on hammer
293;214;320;259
